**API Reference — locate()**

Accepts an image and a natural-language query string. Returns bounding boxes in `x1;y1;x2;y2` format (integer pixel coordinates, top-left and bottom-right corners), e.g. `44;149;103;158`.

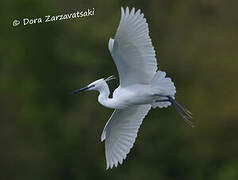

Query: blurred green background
1;0;238;179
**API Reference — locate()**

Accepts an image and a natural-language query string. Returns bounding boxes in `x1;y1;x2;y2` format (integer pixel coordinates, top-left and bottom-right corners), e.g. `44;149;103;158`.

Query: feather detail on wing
108;7;158;87
101;104;151;169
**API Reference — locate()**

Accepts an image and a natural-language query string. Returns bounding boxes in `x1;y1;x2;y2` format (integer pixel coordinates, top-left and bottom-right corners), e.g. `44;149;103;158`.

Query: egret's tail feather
151;71;176;108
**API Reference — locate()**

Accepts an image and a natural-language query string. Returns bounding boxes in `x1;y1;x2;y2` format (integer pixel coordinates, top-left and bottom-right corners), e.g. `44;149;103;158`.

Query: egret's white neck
97;83;110;100
96;82;112;108
97;82;120;109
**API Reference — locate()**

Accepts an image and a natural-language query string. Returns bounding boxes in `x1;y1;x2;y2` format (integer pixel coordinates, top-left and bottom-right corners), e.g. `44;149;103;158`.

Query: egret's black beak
71;85;94;95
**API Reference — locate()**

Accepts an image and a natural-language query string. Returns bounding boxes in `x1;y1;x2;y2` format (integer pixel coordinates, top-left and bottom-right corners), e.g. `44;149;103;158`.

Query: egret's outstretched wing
101;105;151;169
108;7;157;87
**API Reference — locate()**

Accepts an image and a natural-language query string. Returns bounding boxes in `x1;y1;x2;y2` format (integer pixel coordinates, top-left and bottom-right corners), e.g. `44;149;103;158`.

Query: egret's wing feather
101;105;151;169
109;7;157;87
108;38;114;52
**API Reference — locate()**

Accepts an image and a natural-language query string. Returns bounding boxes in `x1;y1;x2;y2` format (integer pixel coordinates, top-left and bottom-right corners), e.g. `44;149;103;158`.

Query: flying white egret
72;7;194;169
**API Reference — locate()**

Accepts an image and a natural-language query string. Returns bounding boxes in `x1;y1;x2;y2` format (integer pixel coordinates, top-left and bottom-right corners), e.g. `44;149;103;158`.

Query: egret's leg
156;98;185;119
167;96;193;119
155;95;194;127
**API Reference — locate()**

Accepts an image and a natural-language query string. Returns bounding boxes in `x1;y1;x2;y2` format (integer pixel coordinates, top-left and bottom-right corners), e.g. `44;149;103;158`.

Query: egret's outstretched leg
155;95;194;127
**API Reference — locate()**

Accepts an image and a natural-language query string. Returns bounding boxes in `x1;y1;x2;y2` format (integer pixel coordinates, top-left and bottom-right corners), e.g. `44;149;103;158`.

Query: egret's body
72;7;193;169
98;84;152;109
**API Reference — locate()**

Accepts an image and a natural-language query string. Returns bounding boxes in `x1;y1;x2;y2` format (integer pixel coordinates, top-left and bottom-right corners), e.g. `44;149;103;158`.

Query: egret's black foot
155;95;195;128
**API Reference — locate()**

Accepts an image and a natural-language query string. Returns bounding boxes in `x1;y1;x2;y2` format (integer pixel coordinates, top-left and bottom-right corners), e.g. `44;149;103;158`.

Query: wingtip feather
101;130;106;141
131;7;135;15
125;7;129;17
120;7;124;20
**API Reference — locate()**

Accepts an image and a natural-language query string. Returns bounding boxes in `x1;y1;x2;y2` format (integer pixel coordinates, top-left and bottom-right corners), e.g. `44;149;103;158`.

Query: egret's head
71;75;116;94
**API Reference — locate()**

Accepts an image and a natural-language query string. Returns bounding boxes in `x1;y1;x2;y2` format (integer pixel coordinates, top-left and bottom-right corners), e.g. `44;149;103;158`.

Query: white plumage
110;7;157;87
72;7;193;170
101;105;151;169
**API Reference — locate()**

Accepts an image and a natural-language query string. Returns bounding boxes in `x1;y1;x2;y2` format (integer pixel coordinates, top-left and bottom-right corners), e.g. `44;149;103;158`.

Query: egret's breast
112;85;153;106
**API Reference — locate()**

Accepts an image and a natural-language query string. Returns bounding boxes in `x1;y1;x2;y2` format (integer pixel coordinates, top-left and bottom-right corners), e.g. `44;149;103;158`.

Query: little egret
72;7;194;169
